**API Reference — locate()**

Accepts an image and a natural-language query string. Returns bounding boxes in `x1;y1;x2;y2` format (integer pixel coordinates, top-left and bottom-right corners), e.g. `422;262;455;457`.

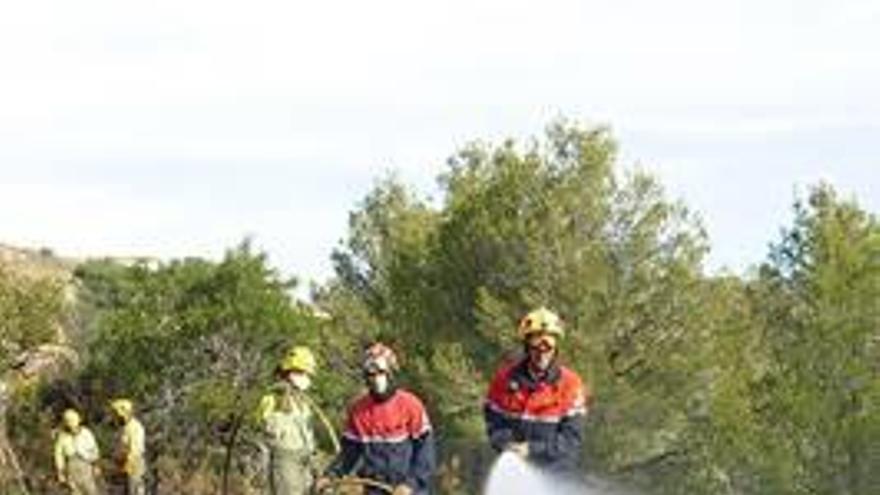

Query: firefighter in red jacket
484;307;590;475
317;342;436;495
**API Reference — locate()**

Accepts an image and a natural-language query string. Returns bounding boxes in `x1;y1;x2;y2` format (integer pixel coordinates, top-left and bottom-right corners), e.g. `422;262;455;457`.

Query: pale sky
1;0;877;288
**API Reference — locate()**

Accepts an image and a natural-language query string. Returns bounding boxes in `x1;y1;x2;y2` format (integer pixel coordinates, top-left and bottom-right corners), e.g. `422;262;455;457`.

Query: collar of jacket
511;356;562;390
368;384;399;403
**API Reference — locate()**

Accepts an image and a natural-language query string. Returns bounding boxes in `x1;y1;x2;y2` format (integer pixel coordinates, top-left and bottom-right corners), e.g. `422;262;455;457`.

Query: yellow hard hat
62;408;81;429
280;346;317;375
518;307;564;340
110;399;134;419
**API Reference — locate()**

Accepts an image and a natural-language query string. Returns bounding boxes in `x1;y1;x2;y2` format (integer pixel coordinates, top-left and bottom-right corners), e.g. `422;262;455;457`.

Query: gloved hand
391;483;413;495
314;476;333;493
506;442;529;458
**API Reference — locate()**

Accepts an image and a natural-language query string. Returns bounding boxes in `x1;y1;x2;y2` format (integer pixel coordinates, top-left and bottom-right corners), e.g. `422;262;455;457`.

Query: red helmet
362;342;399;373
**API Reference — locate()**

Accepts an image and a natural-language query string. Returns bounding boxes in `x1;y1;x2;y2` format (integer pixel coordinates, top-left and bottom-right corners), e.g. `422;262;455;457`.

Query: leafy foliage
0;263;64;370
1;123;877;495
323;123;879;494
70;242;339;492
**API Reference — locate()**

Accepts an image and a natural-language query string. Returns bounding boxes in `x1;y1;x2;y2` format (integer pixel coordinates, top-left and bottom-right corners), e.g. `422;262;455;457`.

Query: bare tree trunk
221;412;245;495
0;383;30;495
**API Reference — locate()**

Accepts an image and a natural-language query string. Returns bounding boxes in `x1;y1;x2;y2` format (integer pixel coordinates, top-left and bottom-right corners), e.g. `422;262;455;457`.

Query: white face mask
289;372;312;391
368;373;389;394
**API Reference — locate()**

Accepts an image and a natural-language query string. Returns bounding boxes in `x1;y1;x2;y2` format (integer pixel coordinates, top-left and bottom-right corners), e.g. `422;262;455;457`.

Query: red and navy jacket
327;388;436;494
484;357;589;473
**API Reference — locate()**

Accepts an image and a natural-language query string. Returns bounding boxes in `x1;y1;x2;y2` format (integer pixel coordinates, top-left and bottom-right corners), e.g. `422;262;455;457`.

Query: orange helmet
362;342;399;373
518;307;564;340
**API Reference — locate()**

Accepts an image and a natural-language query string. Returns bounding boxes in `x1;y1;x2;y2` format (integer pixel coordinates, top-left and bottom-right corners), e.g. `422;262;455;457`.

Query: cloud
0;182;181;256
0;0;876;283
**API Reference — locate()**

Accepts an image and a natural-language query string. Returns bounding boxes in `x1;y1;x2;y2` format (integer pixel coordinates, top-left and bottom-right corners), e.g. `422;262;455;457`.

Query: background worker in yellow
109;399;146;495
54;408;101;495
258;346;322;495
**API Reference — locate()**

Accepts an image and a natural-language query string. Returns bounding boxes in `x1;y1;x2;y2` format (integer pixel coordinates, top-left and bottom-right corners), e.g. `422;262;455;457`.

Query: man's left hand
507;442;529;458
313;476;333;493
391;483;413;495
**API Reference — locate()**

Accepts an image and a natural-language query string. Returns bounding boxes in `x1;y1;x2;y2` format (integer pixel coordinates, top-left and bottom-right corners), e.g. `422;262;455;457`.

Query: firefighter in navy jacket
485;307;590;474
317;342;436;495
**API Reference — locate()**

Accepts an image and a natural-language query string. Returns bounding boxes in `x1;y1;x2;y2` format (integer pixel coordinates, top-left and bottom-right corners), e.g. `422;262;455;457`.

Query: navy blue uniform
485;358;588;474
327;388;435;494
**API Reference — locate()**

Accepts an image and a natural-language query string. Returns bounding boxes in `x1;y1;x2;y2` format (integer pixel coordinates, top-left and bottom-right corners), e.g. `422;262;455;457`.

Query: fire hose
302;394;394;494
316;475;395;494
302;391;341;455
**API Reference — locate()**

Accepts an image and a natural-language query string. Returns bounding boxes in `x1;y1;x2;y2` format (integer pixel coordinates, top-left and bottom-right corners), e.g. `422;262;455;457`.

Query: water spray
484;451;632;495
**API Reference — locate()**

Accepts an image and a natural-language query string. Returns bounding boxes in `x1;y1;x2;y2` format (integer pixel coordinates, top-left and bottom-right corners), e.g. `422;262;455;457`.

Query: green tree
755;184;880;494
0;263;64;370
325;121;713;493
0;260;67;495
74;242;337;493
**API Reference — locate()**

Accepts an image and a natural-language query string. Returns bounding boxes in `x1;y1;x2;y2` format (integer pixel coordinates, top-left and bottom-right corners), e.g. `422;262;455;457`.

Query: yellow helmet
62;408;81;429
518;307;564;340
280;346;317;375
110;398;134;419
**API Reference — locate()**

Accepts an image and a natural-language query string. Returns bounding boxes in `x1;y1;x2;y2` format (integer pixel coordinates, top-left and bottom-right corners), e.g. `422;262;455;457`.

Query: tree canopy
1;122;876;494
